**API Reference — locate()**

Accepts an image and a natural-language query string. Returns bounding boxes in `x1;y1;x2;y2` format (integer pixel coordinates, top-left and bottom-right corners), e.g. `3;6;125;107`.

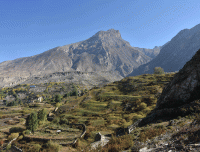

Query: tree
61;86;66;91
71;85;78;96
154;67;164;75
26;112;38;134
11;89;16;95
3;100;7;105
64;92;70;98
55;94;61;103
38;108;47;123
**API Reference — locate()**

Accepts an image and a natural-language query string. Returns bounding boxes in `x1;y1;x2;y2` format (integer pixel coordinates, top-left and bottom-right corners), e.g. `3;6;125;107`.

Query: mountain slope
133;46;161;59
0;29;151;88
129;23;200;76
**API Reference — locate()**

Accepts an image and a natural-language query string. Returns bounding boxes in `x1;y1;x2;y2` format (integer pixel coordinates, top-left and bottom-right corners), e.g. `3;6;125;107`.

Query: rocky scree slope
0;29;153;88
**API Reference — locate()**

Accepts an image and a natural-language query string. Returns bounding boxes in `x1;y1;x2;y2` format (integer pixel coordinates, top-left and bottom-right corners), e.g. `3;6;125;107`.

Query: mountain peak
93;29;121;39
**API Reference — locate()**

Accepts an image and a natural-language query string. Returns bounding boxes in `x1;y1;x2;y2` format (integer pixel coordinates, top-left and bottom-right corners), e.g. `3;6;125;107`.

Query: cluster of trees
26;108;47;133
4;96;23;107
64;85;79;97
6;99;23;106
0;90;5;100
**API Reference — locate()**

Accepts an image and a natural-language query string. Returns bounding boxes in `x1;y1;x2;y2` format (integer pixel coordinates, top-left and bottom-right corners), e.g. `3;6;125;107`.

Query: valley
2;1;200;151
1;71;197;152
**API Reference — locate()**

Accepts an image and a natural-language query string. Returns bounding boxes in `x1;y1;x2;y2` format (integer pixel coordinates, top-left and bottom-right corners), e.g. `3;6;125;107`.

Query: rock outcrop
139;48;200;126
156;49;200;110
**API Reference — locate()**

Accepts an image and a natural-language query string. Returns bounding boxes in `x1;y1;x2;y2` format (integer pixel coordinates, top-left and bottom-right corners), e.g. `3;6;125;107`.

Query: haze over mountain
0;29;156;88
129;23;200;76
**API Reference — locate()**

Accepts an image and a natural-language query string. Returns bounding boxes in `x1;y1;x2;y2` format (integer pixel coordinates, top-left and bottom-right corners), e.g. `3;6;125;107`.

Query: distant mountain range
0;29;159;88
128;23;200;76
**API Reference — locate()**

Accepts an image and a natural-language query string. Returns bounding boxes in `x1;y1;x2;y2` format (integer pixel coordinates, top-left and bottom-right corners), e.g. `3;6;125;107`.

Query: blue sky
1;0;200;63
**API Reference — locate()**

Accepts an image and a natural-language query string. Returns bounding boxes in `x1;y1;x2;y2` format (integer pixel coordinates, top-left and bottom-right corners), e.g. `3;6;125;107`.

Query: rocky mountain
129;23;200;76
133;46;161;59
139;48;200;126
0;29;152;88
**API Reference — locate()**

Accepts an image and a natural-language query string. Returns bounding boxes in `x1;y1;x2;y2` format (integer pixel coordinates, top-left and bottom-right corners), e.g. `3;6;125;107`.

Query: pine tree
26;112;38;134
38;108;47;122
55;94;61;103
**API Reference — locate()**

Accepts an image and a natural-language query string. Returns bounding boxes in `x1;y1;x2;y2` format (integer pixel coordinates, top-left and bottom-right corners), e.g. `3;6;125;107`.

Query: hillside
0;72;176;151
129;23;200;76
1;71;200;151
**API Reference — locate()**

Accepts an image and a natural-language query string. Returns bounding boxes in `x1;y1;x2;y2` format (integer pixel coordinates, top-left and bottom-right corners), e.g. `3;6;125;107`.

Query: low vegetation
1;71;200;151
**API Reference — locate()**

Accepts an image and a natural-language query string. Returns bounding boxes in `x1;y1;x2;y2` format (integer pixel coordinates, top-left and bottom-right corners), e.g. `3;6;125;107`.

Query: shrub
19;118;25;122
32;144;41;152
55;102;62;107
136;102;147;111
45;141;61;152
60;117;69;125
154;67;164;74
18;135;23;140
9;127;24;133
103;134;133;151
53;117;60;124
23;130;31;135
6;143;11;150
8;133;19;141
139;127;166;142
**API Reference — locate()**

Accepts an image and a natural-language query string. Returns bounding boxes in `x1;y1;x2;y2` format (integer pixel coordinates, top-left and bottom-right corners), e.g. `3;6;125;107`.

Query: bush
19;118;25;122
6;143;11;150
60;117;69;125
9;127;24;133
103;134;133;151
45;141;61;152
136;102;147;111
53;117;60;124
154;67;164;74
8;133;19;141
139;127;166;142
23;130;31;135
18;135;23;140
32;144;41;152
